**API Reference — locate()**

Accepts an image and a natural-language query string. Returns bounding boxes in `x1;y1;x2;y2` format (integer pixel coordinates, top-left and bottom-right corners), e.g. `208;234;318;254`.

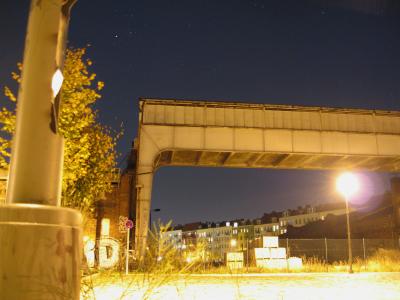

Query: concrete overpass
134;98;400;256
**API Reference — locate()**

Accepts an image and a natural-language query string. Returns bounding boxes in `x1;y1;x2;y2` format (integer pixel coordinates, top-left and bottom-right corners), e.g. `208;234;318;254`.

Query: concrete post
7;0;74;206
0;1;81;299
134;172;154;259
0;205;82;299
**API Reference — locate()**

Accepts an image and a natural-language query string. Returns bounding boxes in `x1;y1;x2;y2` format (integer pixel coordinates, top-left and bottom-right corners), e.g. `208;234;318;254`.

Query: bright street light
336;172;359;274
230;239;237;248
336;172;359;198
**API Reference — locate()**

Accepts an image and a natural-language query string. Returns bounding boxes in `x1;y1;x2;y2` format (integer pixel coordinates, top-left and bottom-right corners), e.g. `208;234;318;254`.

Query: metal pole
286;238;289;257
286;238;289;272
246;238;249;270
324;237;328;262
362;237;366;271
0;1;81;299
345;197;353;273
126;229;130;275
134;184;142;260
325;237;328;272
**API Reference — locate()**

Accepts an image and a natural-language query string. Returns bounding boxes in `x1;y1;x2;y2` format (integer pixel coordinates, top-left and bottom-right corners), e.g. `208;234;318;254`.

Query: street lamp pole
150;208;161;229
345;196;353;273
336;172;359;274
246;238;249;270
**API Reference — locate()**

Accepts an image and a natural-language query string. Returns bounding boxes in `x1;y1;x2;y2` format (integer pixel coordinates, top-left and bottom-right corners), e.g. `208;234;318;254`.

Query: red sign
125;219;134;229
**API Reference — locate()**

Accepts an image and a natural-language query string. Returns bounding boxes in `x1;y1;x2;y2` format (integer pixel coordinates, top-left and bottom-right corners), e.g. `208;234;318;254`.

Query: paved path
92;272;400;300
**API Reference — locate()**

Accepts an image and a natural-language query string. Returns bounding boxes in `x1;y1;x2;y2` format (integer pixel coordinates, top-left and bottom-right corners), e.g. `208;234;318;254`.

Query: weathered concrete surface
135;99;400;256
0;204;82;300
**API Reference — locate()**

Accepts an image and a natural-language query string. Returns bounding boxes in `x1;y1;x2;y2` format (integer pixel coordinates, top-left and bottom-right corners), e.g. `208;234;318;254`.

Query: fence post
286;238;289;257
324;238;328;272
363;238;366;271
286;238;289;272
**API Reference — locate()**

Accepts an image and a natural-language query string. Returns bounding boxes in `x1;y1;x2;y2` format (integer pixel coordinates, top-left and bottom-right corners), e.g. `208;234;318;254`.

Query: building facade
196;223;233;262
160;229;183;250
278;207;349;234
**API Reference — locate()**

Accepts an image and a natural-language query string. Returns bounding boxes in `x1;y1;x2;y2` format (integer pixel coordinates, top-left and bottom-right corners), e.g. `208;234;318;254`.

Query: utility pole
345;197;353;274
0;1;79;299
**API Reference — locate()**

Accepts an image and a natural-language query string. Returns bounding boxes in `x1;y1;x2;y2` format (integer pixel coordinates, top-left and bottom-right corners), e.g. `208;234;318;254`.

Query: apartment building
254;222;280;241
160;229;183;250
174;220;279;262
278;206;348;234
196;222;233;262
163;203;355;262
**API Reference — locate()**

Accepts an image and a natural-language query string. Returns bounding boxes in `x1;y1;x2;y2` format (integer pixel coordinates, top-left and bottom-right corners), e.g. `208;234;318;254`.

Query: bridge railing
140;98;400;135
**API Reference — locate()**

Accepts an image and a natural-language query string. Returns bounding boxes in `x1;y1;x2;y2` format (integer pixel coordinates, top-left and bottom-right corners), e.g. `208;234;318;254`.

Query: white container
256;259;269;268
270;247;286;259
288;257;303;270
265;259;287;269
256;259;288;269
226;251;244;269
263;236;279;248
254;247;271;259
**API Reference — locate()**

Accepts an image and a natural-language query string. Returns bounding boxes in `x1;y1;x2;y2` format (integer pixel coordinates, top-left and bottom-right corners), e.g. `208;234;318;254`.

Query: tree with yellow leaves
0;48;121;212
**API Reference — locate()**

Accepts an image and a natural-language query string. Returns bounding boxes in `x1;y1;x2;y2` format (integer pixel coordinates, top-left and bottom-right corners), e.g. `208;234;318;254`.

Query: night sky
1;0;400;225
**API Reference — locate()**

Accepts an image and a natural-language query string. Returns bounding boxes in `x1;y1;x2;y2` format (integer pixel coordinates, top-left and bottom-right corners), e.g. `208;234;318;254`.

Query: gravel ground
92;272;400;300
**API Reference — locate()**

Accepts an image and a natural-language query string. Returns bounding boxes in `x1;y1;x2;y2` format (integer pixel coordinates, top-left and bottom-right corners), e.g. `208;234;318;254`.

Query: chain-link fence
279;238;400;263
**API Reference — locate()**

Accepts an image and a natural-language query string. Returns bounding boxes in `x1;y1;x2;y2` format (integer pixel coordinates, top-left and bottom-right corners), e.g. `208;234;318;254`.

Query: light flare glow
336;172;359;199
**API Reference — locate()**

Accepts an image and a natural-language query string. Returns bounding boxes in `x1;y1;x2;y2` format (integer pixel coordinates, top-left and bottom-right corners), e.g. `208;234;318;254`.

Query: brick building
84;142;137;255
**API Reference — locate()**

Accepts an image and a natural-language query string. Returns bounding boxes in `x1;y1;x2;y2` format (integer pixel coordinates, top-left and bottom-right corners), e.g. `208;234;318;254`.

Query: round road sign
125;219;134;229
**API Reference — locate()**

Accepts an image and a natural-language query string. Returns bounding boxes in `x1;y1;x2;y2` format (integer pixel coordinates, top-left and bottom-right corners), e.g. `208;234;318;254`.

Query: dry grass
81;221;203;299
365;249;400;272
172;248;400;274
81;248;400;299
295;249;400;273
81;229;400;299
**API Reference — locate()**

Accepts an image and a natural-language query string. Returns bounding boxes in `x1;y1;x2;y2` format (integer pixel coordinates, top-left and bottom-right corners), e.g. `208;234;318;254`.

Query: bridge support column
134;168;154;260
